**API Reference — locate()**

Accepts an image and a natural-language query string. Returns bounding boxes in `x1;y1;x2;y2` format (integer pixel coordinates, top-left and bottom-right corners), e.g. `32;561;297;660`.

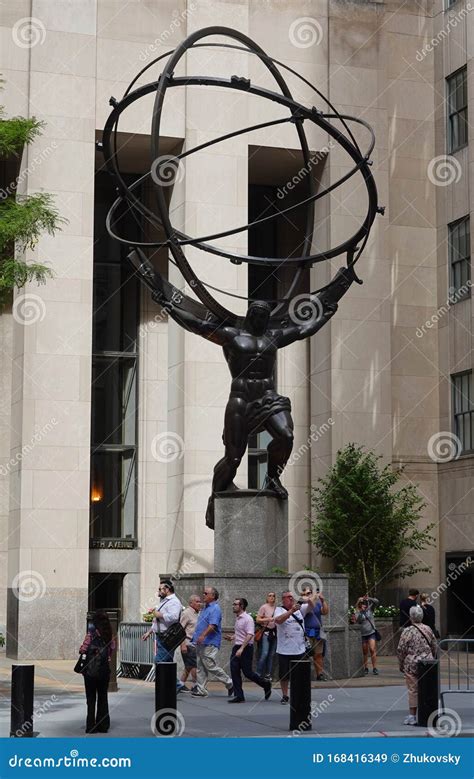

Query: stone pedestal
214;491;288;575
161;492;363;680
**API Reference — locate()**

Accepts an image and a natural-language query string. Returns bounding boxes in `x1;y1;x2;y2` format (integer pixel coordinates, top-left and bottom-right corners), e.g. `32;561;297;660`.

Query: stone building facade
0;0;472;658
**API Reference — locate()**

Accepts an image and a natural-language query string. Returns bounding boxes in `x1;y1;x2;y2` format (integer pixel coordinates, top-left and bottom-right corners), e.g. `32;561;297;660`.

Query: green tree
0;82;65;308
309;443;435;598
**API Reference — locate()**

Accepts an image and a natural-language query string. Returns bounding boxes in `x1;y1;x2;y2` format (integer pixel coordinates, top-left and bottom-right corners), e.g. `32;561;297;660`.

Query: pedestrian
191;586;233;698
256;591;277;680
142;579;185;691
274;589;320;704
179;594;201;692
79;610;115;734
399;588;419;628
302;586;329;681
397;605;437;726
355;595;379;675
420;593;439;637
225;597;271;703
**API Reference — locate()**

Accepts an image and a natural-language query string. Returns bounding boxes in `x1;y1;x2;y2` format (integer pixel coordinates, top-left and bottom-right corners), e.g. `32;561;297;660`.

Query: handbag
74;653;87;674
255;627;264;642
160;621;187;652
365;614;381;642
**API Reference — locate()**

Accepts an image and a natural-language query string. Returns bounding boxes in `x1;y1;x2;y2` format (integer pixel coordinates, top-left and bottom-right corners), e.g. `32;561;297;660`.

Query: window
90;172;140;541
452;371;473;454
447;68;468;153
449;216;471;299
445;0;458;8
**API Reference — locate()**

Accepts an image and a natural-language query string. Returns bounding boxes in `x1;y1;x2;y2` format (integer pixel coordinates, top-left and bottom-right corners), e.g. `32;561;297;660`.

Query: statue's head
244;300;271;335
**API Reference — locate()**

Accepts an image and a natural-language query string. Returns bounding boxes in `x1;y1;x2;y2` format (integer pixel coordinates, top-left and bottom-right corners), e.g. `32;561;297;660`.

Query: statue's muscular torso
222;330;278;402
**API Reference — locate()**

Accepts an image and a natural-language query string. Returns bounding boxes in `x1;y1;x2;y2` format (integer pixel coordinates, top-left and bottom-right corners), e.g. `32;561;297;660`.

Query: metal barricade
118;623;155;680
438;638;473;712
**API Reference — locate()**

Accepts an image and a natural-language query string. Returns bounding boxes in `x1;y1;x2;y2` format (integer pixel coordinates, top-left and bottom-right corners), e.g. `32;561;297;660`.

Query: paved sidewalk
1;652;472;738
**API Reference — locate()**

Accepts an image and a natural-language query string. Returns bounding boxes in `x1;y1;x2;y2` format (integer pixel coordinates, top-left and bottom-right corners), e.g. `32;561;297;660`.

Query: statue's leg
205;397;247;528
262;411;294;498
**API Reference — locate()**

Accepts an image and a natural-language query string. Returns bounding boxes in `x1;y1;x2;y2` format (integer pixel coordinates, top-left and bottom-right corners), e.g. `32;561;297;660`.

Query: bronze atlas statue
101;26;381;528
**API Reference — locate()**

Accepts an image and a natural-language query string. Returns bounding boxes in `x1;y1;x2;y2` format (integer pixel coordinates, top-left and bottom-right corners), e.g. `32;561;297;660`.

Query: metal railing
438;638;473;712
117;622;155;680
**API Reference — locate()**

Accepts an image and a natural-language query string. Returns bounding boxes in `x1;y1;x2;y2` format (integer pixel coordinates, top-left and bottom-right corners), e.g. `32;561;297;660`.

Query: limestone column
6;0;97;659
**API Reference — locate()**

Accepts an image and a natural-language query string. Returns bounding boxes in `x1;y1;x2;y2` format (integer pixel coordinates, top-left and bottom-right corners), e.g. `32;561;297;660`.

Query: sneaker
178;685;191;693
227;685;234;698
364;668;369;675
404;715;416;726
264;681;272;700
264;674;272;681
316;674;326;681
191;688;208;697
281;695;289;705
372;668;379;675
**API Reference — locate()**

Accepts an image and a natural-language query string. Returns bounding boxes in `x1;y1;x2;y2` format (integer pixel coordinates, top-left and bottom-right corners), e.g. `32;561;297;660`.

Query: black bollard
289;660;312;733
153;662;178;736
417;658;439;726
10;665;34;737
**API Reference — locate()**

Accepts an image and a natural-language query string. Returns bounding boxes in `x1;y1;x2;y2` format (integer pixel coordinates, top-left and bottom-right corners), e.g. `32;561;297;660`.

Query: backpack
84;634;110;680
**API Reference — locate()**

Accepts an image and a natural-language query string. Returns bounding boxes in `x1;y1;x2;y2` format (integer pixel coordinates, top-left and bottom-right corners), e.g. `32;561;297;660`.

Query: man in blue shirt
303;587;329;681
191;586;233;697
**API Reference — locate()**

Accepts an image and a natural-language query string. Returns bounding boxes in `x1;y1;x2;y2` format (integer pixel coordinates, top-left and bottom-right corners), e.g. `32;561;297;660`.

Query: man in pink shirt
225;598;271;703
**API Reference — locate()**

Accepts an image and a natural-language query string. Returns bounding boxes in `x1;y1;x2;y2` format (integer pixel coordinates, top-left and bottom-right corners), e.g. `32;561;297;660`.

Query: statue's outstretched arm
276;266;357;347
151;288;229;345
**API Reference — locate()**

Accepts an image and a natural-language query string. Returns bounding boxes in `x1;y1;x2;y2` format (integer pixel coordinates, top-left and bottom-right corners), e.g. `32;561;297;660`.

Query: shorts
362;632;377;644
308;637;325;656
181;643;197;669
277;652;305;681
